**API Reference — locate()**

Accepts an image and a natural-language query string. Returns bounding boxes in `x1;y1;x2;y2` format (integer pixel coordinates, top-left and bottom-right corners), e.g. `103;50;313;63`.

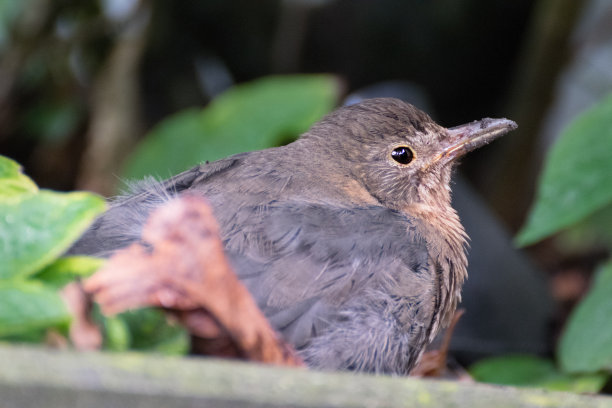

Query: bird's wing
120;154;248;204
221;201;436;349
67;156;247;256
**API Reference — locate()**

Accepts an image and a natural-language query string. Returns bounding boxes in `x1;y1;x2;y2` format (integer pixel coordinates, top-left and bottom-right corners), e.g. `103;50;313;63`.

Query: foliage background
1;0;611;394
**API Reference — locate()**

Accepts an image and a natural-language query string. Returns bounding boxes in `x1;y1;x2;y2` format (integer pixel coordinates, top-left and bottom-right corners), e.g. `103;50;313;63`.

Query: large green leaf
516;93;612;246
470;355;607;393
559;261;612;374
123;74;340;180
0;155;38;198
0;191;106;280
0;281;70;337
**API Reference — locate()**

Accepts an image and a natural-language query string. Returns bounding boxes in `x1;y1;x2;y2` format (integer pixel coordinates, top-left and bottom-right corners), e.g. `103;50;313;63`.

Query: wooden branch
1;344;609;408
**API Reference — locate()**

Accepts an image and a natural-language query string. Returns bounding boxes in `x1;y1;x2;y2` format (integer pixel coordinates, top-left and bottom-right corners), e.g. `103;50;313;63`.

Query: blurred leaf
587;206;612;247
123;108;204;180
541;374;609;394
470;355;607;393
517;93;612;246
22;99;82;144
101;315;131;351
0;328;47;343
556;205;612;252
114;308;189;355
34;256;105;289
123;74;340;180
0;155;38;198
0;191;106;280
471;355;557;385
0;0;30;52
559;261;612;374
0;281;70;337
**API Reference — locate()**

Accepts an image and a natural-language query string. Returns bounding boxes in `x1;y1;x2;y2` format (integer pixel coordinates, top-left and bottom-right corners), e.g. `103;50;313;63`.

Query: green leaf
34;256;105;289
559;260;612;374
0;191;106;280
0;155;38;198
0;328;47;343
93;307;188;354
470;355;607;393
115;308;189;355
471;355;557;386
122;108;205;180
101;315;131;352
0;281;70;337
123;74;340;180
517;93;612;246
556;205;612;252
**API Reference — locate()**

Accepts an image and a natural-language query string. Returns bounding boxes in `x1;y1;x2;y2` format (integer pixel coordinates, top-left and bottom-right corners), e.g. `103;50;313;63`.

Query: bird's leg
410;308;465;377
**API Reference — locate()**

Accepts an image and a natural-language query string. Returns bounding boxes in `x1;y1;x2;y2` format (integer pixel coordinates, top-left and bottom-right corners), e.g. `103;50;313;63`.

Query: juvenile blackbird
70;98;516;375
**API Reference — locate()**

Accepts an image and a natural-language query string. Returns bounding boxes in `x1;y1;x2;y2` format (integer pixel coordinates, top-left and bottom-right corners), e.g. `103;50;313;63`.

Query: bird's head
303;98;517;214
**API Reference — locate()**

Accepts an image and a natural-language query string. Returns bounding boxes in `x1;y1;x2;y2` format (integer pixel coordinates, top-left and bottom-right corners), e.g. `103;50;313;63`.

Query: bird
70;97;517;375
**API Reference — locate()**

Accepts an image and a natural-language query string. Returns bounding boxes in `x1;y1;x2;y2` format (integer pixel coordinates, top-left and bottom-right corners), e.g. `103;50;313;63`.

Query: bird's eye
390;146;415;165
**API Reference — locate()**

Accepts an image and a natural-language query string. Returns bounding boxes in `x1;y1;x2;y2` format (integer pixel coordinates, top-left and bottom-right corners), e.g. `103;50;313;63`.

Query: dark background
0;0;542;215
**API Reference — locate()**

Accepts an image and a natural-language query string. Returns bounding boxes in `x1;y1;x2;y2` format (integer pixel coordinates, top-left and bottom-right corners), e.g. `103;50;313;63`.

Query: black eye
391;146;414;165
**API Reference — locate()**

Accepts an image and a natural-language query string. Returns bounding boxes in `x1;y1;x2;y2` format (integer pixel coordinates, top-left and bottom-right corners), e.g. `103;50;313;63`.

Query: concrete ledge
0;344;610;407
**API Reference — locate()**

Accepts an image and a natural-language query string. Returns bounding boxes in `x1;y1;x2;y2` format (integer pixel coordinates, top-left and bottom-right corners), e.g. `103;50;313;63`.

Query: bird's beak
435;117;517;164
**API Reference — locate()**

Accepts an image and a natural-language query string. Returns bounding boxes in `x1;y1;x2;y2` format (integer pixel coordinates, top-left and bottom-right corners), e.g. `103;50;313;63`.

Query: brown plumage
70;98;516;375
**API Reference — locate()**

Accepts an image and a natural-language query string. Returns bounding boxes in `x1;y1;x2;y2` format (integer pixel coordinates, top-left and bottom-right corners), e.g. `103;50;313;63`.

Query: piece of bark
84;195;303;367
61;281;103;350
